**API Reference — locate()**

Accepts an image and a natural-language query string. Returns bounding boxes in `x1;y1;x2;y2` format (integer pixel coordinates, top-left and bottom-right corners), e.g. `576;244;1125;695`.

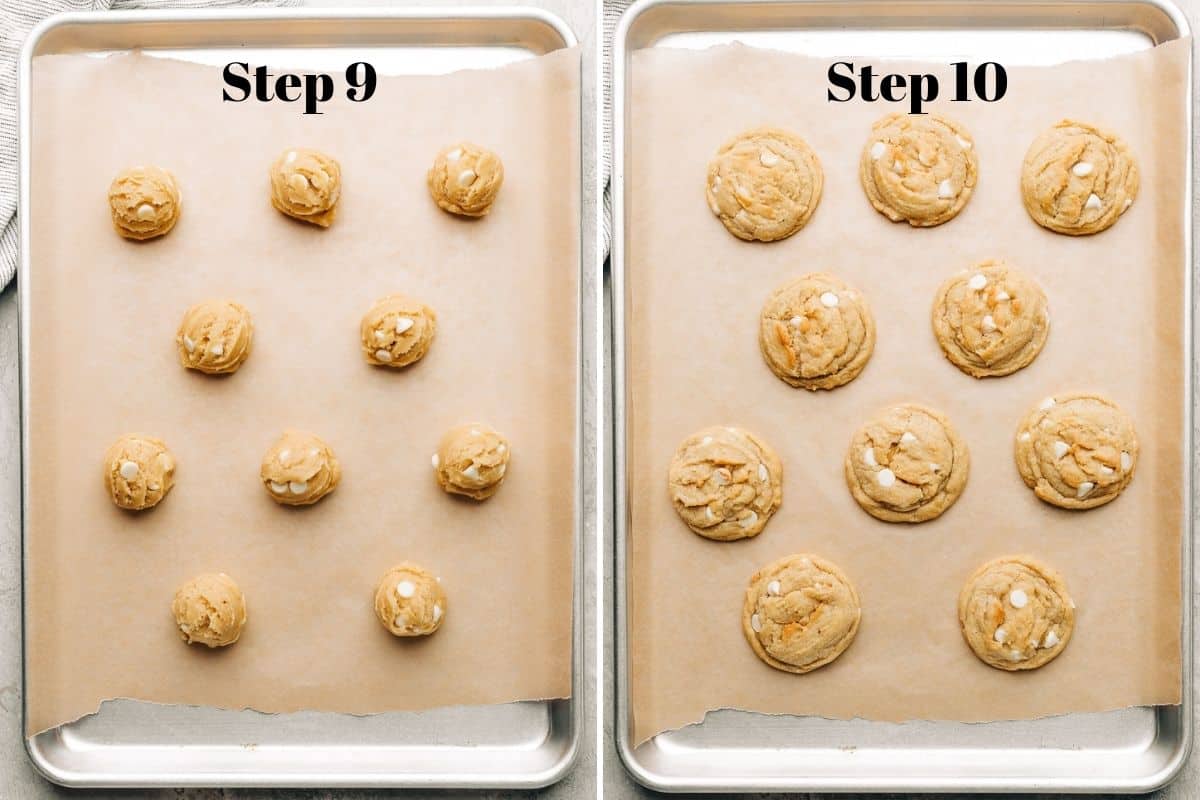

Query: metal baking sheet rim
17;7;584;790
611;0;1195;792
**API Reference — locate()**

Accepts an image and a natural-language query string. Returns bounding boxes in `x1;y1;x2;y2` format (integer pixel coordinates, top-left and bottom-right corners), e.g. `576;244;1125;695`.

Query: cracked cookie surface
172;573;247;648
103;433;175;511
845;403;969;523
705;127;823;242
932;261;1049;378
176;299;253;374
427;142;504;217
269;147;341;227
859;113;977;227
958;555;1074;671
759;272;875;391
108;166;181;240
1020;119;1138;235
667;426;782;541
260;430;341;506
1014;392;1137;509
434;423;511;500
374;562;446;637
742;553;861;674
360;293;437;368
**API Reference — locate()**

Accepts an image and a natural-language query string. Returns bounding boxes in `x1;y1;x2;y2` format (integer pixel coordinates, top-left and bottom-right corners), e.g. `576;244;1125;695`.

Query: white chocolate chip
739;510;758;529
374;330;389;343
1042;629;1060;648
981;315;996;332
900;432;917;444
862;447;877;467
278;449;291;463
705;507;716;523
892;160;904;173
289;173;309;191
269;481;288;494
395;317;414;334
870;141;886;160
711;175;721;188
1100;465;1115;475
1072;161;1094;177
1019;432;1032;442
496;463;506;477
1009;589;1028;608
433;604;442;622
767;580;781;596
1009;650;1024;662
994;626;1007;643
209;343;224;357
462;464;482;482
119;461;139;480
929;463;941;472
1124;198;1133;211
937;179;954;199
701;436;713;445
758;464;769;482
446;148;462;161
1053;441;1069;459
1121;451;1132;471
955;135;972;150
877;468;896;488
136;203;155;220
820;291;839;308
396;580;415;598
374;349;393;362
759;150;779;167
183;335;195;353
995;290;1010;301
1040;397;1056;410
751;613;762;632
1070;599;1076;609
148;483;159;492
497;444;506;453
789;316;802;327
286;150;298;163
1085;193;1102;211
1076;481;1095;498
713;469;730;486
289;481;308;495
309;448;319;457
968;273;987;291
431;453;439;469
457;169;476;187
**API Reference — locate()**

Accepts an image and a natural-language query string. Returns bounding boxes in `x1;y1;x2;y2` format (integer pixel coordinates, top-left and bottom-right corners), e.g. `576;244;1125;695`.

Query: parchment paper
27;48;578;736
628;40;1188;745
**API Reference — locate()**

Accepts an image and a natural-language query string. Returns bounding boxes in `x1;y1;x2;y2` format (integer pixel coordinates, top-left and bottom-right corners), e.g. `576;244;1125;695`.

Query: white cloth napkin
0;0;298;290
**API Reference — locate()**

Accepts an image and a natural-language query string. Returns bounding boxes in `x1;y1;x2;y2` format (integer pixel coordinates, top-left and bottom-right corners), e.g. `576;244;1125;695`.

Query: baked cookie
427;142;504;217
172;573;247;648
1014;392;1137;509
360;294;436;367
845;403;969;523
108;166;181;240
103;433;175;511
433;424;510;500
860;113;978;227
1020;120;1138;235
931;261;1049;378
705;127;823;242
759;273;875;391
958;555;1074;671
667;426;782;541
742;553;861;674
176;299;253;375
260;430;341;506
269;147;341;227
374;562;446;637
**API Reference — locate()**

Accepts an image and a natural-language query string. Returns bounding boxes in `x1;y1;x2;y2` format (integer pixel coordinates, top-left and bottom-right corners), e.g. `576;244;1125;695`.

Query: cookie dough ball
374;562;446;637
705;127;823;242
668;426;782;541
860;113;977;227
845;403;969;523
172;573;247;648
103;434;175;511
759;273;875;391
360;294;437;368
932;261;1049;378
959;556;1074;671
427;142;504;217
1014;392;1137;509
1021;120;1138;235
260;430;341;506
433;424;511;500
107;166;181;240
176;299;253;375
743;554;861;674
269;147;341;227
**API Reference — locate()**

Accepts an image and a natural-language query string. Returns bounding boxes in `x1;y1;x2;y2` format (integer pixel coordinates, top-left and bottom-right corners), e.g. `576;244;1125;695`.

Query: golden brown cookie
433;423;511;500
374;562;446;637
103;433;175;511
360;293;437;368
176;299;254;375
931;261;1049;378
958;555;1074;671
705;127;823;242
759;273;875;391
269;147;341;227
845;403;969;523
108;166;181;240
1014;392;1137;509
742;553;861;674
172;573;247;648
667;426;782;541
427;142;504;217
860;113;977;227
260;430;341;506
1020;120;1138;235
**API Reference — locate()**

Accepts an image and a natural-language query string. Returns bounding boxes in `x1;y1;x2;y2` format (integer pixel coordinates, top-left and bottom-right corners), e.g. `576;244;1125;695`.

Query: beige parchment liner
628;40;1187;745
26;48;578;736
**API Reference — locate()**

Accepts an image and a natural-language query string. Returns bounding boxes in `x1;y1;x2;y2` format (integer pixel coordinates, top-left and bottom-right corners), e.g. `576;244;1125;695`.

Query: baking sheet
26;45;578;736
626;39;1187;745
